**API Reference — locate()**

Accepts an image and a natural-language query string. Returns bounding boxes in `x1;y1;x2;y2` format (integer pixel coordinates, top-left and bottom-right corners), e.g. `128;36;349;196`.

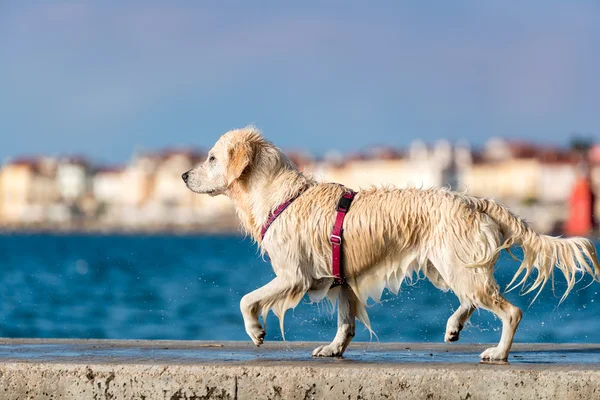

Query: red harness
330;190;356;285
261;186;356;286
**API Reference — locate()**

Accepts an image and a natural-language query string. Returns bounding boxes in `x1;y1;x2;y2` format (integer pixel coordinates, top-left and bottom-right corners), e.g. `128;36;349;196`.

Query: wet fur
183;126;600;361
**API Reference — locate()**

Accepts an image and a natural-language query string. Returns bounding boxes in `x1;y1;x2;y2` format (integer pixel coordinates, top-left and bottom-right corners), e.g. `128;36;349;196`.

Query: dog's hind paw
312;344;344;357
480;346;508;361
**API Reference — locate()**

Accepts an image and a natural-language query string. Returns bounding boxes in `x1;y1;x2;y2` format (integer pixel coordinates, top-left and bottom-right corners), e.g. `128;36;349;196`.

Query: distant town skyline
1;1;599;163
0;135;592;236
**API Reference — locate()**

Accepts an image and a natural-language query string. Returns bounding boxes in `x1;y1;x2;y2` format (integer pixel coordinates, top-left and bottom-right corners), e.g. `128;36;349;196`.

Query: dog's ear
227;142;253;185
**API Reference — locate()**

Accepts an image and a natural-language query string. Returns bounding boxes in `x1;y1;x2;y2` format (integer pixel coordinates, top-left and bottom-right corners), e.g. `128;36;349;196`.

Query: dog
182;126;600;361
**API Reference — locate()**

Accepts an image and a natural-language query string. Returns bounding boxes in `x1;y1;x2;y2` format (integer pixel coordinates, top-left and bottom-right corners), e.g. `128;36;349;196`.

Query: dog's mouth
193;188;216;195
185;184;217;195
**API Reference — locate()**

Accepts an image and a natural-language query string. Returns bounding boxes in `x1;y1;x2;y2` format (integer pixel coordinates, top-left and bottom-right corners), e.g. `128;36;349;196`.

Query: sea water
0;233;598;344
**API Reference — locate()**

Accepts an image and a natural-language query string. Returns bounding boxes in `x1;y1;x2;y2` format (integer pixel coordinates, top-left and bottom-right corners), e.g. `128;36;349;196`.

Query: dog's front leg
444;303;476;342
312;285;357;357
239;276;298;346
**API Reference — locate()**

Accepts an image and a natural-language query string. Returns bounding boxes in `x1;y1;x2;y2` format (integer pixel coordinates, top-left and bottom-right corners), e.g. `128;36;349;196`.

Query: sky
1;1;599;163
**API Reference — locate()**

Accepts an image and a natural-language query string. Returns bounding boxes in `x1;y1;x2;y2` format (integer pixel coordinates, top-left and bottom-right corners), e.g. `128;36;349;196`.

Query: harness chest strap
260;185;309;241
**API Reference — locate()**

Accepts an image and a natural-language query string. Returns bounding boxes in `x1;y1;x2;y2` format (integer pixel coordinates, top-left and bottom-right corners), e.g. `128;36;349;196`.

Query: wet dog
183;126;599;361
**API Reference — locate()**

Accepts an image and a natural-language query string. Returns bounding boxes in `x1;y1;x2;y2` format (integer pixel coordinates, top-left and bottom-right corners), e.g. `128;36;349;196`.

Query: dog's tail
475;198;600;302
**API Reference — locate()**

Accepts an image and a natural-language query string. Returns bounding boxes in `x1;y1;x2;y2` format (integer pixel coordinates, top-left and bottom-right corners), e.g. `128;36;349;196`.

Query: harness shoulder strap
331;190;356;286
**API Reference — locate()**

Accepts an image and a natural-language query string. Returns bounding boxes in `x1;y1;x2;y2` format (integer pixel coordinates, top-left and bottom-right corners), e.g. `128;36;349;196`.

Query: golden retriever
182;126;600;361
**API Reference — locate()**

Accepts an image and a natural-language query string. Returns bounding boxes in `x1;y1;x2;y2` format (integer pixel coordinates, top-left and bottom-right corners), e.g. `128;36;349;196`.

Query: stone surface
0;340;599;399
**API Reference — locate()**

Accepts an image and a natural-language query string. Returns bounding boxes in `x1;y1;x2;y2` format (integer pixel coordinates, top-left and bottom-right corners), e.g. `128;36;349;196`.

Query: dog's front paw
444;322;463;343
480;346;508;361
245;323;266;347
444;329;461;343
312;343;344;357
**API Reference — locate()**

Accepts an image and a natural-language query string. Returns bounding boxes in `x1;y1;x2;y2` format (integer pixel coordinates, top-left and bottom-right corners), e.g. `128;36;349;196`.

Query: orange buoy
565;177;595;236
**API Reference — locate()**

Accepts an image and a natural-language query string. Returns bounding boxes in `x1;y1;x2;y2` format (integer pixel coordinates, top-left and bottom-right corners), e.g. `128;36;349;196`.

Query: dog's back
340;187;598;301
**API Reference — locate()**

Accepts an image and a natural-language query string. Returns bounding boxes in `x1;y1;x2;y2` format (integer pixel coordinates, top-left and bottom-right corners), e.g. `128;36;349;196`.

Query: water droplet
75;259;89;275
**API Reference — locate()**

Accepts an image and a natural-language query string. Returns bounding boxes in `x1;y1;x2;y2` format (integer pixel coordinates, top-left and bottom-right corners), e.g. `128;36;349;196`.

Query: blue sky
1;1;599;163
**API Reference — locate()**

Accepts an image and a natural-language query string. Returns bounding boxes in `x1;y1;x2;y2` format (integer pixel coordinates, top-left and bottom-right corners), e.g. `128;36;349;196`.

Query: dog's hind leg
422;262;476;343
444;267;522;360
444;303;476;342
477;289;523;361
312;285;357;357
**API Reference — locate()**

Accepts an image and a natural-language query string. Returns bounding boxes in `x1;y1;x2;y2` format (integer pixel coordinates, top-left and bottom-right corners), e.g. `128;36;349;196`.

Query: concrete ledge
0;340;599;399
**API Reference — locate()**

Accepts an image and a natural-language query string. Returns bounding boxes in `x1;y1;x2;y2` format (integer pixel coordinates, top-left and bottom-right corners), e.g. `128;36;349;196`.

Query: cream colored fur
183;126;600;361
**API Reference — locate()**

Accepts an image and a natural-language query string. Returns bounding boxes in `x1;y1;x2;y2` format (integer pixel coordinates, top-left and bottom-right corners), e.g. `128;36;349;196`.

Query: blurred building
462;139;541;201
94;167;125;205
0;158;37;224
460;138;585;232
310;140;457;190
56;157;90;203
121;152;160;208
93;166;125;225
0;157;65;225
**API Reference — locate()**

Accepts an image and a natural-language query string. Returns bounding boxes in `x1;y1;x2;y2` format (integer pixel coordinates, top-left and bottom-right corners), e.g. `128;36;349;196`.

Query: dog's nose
181;172;189;182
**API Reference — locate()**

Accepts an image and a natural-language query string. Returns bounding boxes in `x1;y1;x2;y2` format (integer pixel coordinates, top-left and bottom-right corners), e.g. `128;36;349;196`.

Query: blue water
0;234;598;344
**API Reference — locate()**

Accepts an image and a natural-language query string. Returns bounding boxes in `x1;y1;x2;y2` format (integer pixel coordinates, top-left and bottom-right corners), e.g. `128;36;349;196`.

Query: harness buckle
337;195;354;212
330;234;342;244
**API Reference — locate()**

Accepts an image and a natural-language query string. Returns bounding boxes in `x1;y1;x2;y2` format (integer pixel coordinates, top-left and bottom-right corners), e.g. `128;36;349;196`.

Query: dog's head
182;126;268;196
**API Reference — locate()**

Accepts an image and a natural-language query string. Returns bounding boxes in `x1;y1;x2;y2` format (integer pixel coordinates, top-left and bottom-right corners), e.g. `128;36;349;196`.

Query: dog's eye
209;156;216;162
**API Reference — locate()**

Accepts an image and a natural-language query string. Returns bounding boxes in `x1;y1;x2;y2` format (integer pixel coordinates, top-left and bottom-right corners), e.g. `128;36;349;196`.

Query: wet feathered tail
476;198;600;302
